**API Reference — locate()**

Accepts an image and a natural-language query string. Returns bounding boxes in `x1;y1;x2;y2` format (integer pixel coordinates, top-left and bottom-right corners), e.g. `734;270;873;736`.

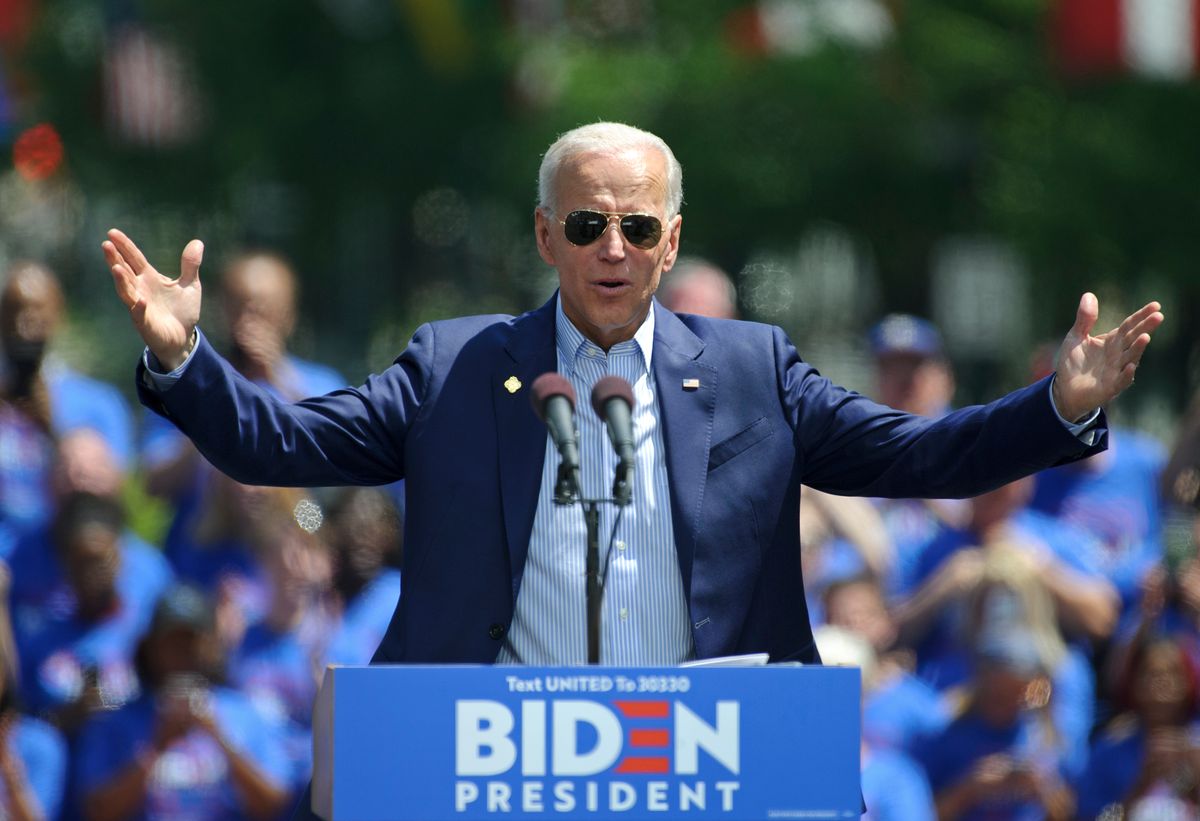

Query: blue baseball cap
869;314;944;359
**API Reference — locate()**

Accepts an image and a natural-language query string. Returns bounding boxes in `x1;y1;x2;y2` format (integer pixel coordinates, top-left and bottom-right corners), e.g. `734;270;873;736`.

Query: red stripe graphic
630;729;670;748
614;700;669;718
615;757;671;774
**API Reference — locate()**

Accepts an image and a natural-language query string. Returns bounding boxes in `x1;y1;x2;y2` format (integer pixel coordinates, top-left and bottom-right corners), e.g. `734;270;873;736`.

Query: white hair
537;122;684;217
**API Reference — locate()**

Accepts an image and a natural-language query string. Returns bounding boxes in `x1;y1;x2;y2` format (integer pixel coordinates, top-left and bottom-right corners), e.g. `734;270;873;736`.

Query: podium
312;665;861;821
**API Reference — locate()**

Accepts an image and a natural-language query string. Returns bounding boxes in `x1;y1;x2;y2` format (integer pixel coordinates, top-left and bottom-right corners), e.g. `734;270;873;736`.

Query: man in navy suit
103;122;1162;669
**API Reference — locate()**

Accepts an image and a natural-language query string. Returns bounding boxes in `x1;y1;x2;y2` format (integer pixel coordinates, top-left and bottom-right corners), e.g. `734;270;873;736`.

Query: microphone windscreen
591;375;634;420
531;373;576;420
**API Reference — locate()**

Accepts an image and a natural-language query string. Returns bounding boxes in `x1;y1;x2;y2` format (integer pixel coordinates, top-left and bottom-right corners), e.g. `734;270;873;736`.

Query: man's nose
595;219;626;261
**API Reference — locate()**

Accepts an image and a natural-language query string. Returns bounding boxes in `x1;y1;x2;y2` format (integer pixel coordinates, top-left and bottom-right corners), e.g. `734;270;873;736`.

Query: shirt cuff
1048;376;1101;445
141;329;201;391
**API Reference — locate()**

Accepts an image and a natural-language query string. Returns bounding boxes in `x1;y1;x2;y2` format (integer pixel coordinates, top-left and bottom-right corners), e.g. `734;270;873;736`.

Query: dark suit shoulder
670;312;779;342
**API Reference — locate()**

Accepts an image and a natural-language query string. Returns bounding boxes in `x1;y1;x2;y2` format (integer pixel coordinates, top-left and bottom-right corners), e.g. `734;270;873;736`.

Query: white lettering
522;781;544;812
553;781;575;812
552;702;622;776
586;780;598;812
522;701;546;776
680;781;706;810
609;782;636;812
647;781;668;811
675;701;740;775
715;781;740;811
486;781;511;812
456;701;517;776
454;781;478;811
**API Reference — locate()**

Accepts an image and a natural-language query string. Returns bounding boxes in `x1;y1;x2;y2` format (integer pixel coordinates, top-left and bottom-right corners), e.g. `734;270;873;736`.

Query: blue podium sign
313;665;860;821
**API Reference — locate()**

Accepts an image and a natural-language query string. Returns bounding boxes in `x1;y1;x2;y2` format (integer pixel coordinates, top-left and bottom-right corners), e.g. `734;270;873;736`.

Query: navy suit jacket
138;295;1104;666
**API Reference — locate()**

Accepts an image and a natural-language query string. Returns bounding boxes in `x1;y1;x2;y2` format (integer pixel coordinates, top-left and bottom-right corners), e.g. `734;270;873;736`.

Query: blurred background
0;0;1194;431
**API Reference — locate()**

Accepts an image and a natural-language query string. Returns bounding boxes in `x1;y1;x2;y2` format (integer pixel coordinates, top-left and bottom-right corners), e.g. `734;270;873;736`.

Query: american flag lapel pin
682;378;700;391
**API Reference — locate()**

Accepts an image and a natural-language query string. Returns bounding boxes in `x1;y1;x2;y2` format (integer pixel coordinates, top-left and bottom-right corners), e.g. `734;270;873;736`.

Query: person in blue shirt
1;567;67;821
321;488;402;668
897;477;1118;688
0;263;135;558
814;624;936;821
76;584;291;821
9;439;173;669
0;695;66;821
12;493;167;727
913;624;1076;821
227;489;334;797
820;574;950;753
1076;633;1200;819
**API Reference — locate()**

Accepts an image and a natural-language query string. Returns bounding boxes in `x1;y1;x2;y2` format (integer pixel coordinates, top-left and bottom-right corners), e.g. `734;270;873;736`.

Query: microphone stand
584;501;602;666
552;477;616;666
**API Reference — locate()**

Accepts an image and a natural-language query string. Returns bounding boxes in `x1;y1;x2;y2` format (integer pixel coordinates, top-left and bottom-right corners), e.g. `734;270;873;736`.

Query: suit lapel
651;302;716;602
494;296;557;605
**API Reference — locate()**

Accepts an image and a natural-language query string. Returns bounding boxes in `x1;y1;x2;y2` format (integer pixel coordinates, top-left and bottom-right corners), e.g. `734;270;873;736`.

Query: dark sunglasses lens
563;211;608;245
620;215;662;248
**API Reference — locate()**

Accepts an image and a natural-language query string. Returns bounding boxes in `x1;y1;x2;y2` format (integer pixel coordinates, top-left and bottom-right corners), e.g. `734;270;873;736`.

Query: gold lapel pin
504;376;523;394
682;378;700;391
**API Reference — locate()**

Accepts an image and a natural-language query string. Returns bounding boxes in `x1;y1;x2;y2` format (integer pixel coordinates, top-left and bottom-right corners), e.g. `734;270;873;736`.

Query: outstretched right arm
106;230;424;488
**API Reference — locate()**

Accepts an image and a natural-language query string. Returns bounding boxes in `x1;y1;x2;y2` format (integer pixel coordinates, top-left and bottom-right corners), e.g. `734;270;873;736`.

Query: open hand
102;229;204;370
1052;293;1163;422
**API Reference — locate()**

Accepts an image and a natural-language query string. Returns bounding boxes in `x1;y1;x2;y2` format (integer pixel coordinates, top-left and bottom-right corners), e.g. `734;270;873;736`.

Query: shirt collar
555;292;655;374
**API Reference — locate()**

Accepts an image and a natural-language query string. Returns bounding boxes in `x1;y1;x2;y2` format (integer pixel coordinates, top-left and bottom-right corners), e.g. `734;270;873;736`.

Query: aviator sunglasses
559;210;664;250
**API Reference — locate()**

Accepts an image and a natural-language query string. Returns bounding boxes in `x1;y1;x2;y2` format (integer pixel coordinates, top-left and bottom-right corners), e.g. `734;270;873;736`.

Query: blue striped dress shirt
495;298;693;666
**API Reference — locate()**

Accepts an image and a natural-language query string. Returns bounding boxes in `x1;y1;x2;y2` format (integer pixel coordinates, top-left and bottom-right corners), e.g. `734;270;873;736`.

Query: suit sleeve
135;324;435;487
773;327;1106;499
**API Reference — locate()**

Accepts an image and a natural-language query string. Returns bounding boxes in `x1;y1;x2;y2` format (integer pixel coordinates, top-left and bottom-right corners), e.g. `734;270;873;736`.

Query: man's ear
534;208;556;266
660;214;683;274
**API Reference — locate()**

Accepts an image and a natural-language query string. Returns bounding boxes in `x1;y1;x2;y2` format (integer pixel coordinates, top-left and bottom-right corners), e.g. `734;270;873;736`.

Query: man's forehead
555;148;668;205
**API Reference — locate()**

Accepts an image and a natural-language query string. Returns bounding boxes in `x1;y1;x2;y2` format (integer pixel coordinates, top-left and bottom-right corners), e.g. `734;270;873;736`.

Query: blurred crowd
0;255;403;820
0;254;1196;821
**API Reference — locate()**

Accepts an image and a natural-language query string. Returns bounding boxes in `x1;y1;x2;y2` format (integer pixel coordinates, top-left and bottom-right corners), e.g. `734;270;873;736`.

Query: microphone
531;373;581;504
591;376;635;506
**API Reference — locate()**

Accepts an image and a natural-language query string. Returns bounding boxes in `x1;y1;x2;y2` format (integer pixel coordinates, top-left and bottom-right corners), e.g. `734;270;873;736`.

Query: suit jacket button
488;623;507;640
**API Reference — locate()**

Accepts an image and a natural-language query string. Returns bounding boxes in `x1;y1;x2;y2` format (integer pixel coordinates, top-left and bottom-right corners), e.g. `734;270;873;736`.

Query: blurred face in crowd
0;263;63;377
535;147;682;349
61;522;121;621
260;522;331;608
1133;641;1191;727
221;255;297;365
146;626;210;683
823;579;897;654
975;662;1040;727
875;352;954;417
331;489;400;595
53;429;124;499
659;265;737;319
970;477;1034;535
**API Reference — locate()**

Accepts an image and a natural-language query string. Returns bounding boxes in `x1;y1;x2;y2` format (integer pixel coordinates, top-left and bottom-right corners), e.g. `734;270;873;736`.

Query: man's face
535;147;682;349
